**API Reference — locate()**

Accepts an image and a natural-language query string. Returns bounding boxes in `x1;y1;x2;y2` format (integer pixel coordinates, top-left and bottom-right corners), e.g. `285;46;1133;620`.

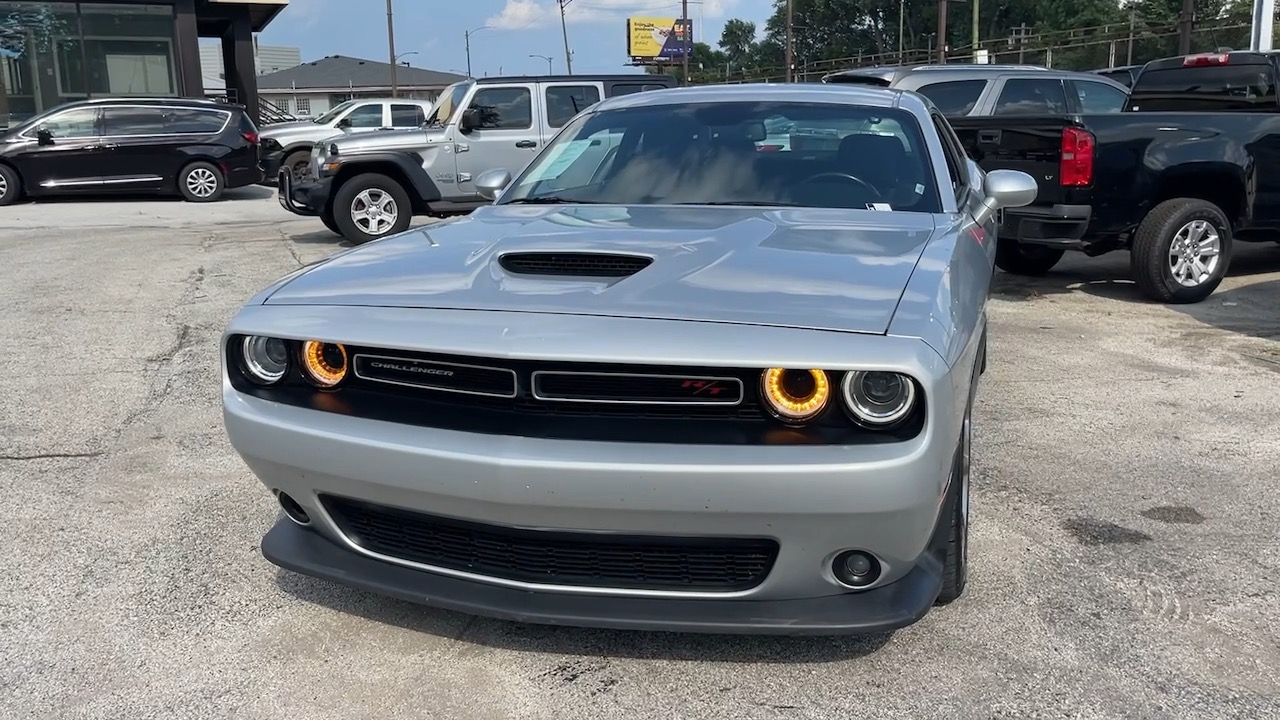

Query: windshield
499;100;942;212
313;100;358;124
1128;64;1277;111
425;82;470;126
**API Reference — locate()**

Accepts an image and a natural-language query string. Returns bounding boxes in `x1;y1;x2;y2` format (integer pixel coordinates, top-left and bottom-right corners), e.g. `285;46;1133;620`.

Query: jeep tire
331;172;413;245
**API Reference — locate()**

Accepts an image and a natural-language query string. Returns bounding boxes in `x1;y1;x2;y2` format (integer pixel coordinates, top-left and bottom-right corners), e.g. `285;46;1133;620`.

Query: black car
0;97;263;206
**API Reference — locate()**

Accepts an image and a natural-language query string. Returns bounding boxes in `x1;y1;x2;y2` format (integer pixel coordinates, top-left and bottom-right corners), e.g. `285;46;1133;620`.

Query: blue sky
257;0;774;78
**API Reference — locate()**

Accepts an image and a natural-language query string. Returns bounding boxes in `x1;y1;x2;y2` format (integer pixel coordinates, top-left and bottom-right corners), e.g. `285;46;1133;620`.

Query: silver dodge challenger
222;83;1037;635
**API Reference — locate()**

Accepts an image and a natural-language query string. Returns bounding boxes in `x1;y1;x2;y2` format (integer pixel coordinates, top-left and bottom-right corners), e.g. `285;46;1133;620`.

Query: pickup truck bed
947;50;1280;304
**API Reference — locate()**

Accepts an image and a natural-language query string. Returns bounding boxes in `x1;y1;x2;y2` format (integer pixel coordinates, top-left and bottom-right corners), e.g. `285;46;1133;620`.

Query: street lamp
529;54;553;74
396;51;419;65
465;26;491;78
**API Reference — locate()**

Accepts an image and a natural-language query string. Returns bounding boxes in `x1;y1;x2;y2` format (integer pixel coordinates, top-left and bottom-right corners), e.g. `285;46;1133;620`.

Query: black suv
0;98;263;205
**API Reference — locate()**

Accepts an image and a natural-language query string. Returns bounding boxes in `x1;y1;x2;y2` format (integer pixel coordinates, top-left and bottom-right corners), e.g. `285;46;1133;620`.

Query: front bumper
263;518;943;635
226;373;956;633
276;169;330;217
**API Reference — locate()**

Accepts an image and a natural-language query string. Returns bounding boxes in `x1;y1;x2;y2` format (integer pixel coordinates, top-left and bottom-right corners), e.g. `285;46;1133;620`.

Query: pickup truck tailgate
948;116;1077;207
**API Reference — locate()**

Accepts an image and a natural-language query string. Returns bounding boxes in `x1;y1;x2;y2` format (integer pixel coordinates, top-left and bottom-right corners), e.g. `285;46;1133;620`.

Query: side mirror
973;169;1038;225
459;108;480;133
335;117;352;129
35;128;53;146
475;168;512;201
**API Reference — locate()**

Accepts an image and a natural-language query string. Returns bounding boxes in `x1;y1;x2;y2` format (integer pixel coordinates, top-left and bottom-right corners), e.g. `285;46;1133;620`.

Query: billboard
626;17;693;64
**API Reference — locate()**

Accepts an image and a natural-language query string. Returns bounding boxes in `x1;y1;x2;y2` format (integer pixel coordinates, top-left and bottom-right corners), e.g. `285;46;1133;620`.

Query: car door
540;81;602;144
98;105;185;190
13;106;105;191
453;83;538;197
335;102;387;134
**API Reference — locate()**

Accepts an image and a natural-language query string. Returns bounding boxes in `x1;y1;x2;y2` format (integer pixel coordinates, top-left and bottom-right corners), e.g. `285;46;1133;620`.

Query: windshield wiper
505;196;601;204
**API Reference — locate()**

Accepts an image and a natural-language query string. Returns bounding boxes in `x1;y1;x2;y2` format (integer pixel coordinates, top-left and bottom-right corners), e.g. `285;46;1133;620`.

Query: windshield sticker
867;203;894;211
531;140;594;180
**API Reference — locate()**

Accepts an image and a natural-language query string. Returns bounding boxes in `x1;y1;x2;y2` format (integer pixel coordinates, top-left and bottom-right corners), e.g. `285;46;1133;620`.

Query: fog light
832;550;881;588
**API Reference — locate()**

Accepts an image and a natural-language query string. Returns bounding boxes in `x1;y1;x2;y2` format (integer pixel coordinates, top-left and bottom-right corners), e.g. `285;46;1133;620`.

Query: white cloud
486;0;739;30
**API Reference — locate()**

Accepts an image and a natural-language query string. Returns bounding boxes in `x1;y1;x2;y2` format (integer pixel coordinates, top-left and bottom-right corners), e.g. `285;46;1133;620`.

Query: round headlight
760;368;830;423
300;340;348;388
841;371;916;427
239;335;289;384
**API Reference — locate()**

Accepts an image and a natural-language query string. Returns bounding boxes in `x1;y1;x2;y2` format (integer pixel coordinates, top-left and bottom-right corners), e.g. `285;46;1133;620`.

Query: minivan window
546;85;601;128
1128;65;1277;111
1073;80;1128;113
33;107;98;138
391;104;426;127
915;79;986;115
993;78;1068;115
467;87;532;129
102;107;166;135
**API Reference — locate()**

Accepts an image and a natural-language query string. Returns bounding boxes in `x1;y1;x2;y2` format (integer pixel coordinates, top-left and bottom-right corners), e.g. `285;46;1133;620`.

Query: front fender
331;151;442;203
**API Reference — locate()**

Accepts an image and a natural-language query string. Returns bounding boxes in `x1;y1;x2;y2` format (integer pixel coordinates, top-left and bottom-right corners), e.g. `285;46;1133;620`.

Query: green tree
719;18;759;67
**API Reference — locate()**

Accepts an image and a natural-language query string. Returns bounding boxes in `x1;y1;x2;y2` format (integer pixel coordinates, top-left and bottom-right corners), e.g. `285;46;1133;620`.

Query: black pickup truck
951;50;1280;303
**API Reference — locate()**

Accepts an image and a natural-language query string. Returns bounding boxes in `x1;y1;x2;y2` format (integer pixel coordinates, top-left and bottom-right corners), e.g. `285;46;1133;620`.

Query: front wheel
0;164;23;206
283;149;311;183
331;173;413;244
994;239;1065;276
1130;198;1232;304
935;405;971;606
178;161;224;202
320;210;341;236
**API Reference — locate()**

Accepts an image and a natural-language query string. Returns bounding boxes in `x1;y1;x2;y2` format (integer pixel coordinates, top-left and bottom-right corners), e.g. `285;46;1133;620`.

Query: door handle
515;140;537;148
977;130;1001;144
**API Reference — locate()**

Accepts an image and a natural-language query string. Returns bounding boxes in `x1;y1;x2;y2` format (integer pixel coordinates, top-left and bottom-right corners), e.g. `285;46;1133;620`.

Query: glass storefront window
0;2;176;125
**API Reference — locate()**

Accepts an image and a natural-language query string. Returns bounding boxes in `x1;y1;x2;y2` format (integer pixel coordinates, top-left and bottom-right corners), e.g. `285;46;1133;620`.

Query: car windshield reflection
498;100;942;213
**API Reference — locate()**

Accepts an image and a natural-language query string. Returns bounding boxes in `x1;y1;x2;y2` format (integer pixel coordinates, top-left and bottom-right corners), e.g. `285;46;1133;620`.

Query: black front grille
532;371;745;405
499;252;653;277
321;495;779;592
353;353;517;397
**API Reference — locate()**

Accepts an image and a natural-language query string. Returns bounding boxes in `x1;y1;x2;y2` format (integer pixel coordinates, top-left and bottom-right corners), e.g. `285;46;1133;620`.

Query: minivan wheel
0;164;23;206
179;161;225;202
1131;198;1231;304
332;173;412;244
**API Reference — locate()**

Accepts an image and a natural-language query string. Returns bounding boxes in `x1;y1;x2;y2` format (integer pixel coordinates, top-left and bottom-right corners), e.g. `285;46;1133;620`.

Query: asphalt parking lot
2;188;1278;719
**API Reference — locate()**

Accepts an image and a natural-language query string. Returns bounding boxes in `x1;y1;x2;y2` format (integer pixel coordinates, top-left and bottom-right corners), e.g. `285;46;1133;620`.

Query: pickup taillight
1060;127;1094;187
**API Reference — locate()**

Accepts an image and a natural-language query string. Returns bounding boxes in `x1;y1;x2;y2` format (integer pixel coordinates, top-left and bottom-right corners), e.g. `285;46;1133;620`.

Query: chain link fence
708;18;1256;85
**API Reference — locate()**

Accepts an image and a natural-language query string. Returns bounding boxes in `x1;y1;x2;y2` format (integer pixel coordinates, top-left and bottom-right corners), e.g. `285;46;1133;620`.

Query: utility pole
937;0;948;63
386;0;397;96
971;0;979;56
558;0;574;74
681;0;690;85
1177;0;1195;54
1127;10;1135;65
899;0;905;61
1252;0;1276;51
785;0;794;81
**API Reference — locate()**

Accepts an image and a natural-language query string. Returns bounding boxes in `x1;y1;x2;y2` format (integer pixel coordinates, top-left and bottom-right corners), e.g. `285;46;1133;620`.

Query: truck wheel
935;404;972;606
994;239;1065;276
331;173;413;244
284;150;310;182
1131;198;1232;304
320;210;341;236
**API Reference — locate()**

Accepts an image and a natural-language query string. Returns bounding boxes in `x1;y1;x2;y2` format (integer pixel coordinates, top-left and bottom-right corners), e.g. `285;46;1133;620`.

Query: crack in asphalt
0;451;105;461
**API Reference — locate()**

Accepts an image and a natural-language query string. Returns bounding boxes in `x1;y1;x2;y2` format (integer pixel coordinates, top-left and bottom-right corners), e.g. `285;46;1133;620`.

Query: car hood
264;205;939;335
260;120;329;137
331;127;446;153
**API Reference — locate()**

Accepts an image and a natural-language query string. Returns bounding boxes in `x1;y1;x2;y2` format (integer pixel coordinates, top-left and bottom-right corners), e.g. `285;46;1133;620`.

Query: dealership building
0;0;288;125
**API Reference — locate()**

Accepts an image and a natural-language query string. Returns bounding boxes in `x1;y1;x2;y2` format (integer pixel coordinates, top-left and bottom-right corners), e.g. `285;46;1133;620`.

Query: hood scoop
498;252;653;278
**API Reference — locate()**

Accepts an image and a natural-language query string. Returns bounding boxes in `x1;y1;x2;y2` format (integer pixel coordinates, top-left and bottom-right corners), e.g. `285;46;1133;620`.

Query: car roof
822;63;1052;84
592;82;922;114
475;74;678;84
74;97;244;110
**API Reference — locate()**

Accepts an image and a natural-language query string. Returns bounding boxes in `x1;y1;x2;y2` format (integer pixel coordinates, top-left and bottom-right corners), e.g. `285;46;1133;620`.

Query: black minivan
0;97;263;205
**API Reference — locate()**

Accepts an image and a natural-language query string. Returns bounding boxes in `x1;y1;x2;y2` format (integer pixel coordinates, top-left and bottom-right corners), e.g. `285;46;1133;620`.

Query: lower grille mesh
321;495;778;591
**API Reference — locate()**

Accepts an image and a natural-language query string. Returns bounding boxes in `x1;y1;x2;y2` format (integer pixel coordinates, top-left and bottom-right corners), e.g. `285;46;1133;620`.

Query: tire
935;405;971;606
283;149;311;182
994;238;1065;276
0;163;23;206
331;172;413;245
178;161;225;202
1130;198;1232;304
320;210;341;235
